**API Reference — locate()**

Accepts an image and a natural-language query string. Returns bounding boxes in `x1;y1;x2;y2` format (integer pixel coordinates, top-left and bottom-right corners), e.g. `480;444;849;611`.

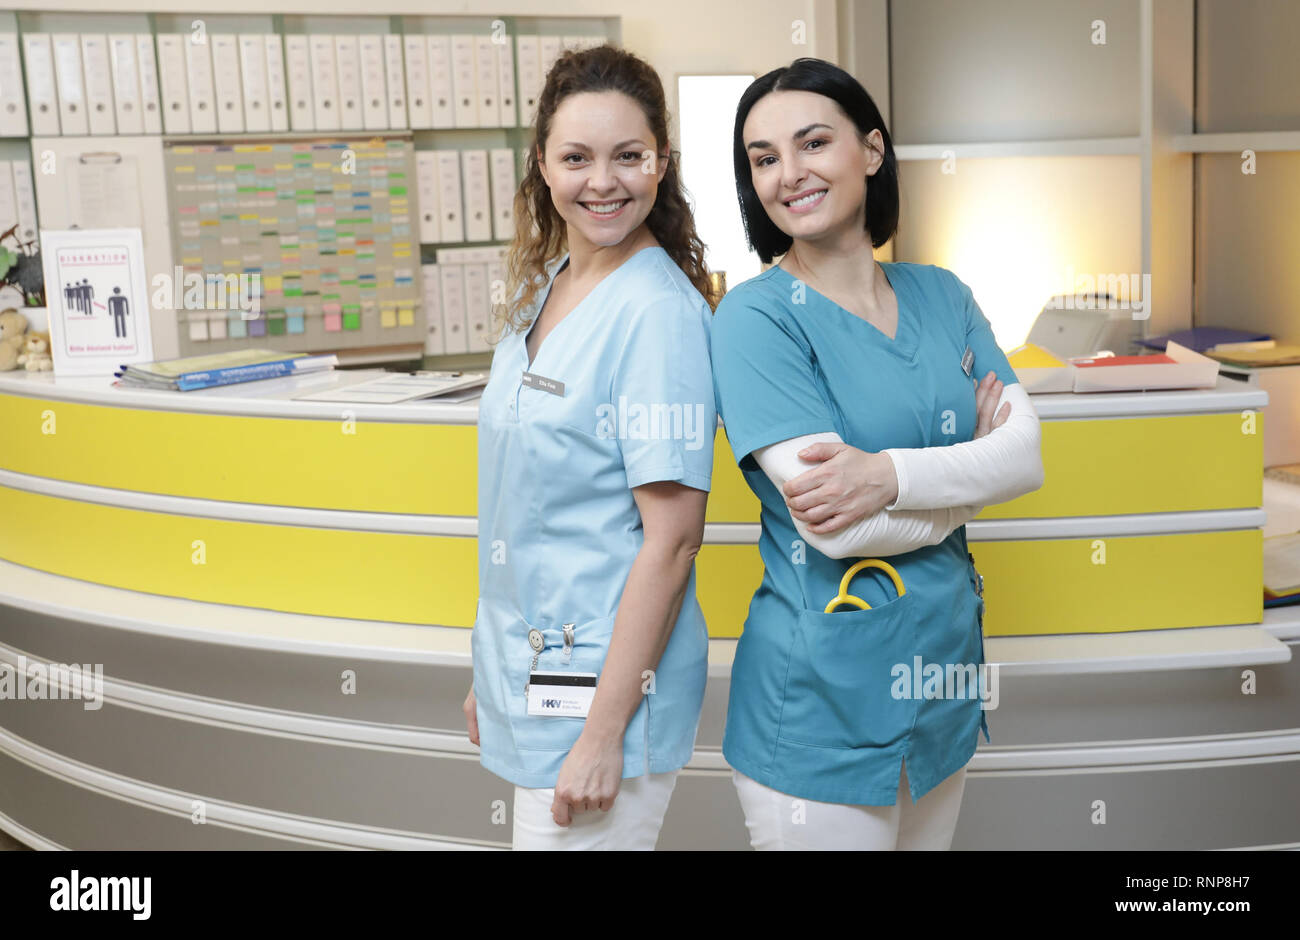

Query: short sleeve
949;269;1019;387
609;292;717;492
711;291;838;472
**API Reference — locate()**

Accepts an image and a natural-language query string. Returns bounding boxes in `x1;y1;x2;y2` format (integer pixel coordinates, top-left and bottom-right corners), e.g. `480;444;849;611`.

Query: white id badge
526;672;598;717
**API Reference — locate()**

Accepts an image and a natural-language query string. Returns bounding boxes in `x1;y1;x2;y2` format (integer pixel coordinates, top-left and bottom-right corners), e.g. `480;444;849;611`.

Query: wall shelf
893;136;1142;161
1173;130;1300;153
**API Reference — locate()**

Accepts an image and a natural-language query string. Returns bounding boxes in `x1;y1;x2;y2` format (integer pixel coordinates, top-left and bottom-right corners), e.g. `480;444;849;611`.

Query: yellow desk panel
970;529;1262;636
705;430;760;523
695;543;763;638
0;484;479;627
0;394;478;516
979;413;1262;519
0;483;766;638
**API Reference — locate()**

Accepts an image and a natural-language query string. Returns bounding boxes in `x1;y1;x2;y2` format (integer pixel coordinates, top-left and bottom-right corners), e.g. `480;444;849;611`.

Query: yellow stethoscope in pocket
824;559;907;613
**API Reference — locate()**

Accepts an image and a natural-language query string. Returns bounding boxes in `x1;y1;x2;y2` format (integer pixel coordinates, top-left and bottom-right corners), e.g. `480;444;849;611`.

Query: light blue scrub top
472;245;716;788
711;261;1019;807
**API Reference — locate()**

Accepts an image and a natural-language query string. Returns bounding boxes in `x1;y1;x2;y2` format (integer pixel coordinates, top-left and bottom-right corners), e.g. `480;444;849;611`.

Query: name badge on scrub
526;672;598;717
961;345;974;377
521;371;565;397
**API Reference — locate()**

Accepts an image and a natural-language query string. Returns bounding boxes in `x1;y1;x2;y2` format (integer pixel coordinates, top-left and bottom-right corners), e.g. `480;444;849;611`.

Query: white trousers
732;759;969;850
512;771;679;850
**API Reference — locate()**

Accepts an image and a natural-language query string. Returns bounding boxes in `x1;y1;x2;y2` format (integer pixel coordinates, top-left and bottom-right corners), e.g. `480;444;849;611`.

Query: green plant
0;224;44;307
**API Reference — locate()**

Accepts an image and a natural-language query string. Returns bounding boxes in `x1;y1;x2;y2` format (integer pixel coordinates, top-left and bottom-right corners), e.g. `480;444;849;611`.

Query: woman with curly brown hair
462;43;717;850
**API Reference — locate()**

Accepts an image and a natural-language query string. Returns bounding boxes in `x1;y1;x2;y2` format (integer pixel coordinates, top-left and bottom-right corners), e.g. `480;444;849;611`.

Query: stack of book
116;350;337;392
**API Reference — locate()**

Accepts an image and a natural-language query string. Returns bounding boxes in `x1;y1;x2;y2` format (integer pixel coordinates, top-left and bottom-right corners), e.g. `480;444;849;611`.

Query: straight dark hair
732;58;899;263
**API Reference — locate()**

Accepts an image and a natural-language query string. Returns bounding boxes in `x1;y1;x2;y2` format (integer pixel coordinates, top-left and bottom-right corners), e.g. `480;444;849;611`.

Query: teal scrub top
472;245;716;788
711;261;1018;806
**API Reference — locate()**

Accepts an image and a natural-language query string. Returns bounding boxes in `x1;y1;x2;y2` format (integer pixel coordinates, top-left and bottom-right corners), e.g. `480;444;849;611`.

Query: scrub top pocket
777;591;920;750
510;614;617;752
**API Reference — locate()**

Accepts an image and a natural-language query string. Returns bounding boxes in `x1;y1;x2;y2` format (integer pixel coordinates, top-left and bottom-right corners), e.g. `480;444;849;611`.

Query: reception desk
0;367;1294;850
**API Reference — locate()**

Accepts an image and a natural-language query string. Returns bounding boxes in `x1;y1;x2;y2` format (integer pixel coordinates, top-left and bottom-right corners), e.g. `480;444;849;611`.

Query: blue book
1137;327;1270;353
116;349;337;391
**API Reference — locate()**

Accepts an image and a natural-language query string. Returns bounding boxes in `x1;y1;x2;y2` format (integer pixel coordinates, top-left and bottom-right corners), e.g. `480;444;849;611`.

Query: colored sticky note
343;312;361;330
398;306;414;327
380;307;396;328
323;312;342;332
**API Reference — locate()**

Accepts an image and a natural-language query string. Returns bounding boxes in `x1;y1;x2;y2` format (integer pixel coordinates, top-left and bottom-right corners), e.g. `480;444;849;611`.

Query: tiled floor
0;829;33;850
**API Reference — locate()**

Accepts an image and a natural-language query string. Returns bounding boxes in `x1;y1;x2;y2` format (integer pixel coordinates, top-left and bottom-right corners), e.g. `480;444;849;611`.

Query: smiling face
538;90;668;254
742;89;884;248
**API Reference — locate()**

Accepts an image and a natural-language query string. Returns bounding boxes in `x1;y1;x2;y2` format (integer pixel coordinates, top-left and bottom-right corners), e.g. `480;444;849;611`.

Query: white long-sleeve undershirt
751;382;1043;559
883;382;1043;511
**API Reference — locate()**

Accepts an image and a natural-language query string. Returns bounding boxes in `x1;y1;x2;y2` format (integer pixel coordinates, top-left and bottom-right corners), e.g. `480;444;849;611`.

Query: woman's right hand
973;372;1011;440
463;686;479;746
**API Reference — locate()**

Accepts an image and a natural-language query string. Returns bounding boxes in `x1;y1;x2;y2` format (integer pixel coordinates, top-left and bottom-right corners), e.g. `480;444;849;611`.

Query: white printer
1025;293;1145;357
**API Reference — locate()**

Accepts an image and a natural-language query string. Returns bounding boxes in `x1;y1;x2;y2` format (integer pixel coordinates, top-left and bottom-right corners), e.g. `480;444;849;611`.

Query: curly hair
496;44;716;338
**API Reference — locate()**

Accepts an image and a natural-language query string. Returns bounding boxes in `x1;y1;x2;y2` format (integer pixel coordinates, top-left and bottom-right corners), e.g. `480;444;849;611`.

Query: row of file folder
423;246;508;355
12;31;607;137
0;161;39;247
416;148;517;245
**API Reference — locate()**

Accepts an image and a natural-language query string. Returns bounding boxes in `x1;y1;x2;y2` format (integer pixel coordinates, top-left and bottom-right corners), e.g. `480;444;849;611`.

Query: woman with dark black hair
711;58;1044;850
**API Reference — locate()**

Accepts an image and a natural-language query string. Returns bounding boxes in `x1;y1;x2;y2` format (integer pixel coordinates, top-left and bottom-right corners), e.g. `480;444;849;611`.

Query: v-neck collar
523;254;571;371
521;245;664;372
770;260;918;362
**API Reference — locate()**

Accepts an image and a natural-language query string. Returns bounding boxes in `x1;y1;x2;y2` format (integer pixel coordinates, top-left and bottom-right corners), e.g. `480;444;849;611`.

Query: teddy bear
17;332;52;371
0;308;29;372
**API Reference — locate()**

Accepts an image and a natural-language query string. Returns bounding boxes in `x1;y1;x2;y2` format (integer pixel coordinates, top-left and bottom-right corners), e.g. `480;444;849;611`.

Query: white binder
210;34;245;134
434;150;464;244
474;36;500;127
514;35;540;129
496;36;518;129
0;164;16;236
183;33;218;133
80;35;117;135
402;35;431;129
263;35;289;132
284;35;313;131
52;34;89;136
415;150;440;245
426;35;454;129
439;263;468;354
421;263;444;355
134;35;162;133
11;161;38;244
463;262;492;352
358;34;388;130
107;35;142;135
383;34;407;129
489;148;517;242
23;34;60;136
135;35;163;134
308;34;339;131
238;34;271;133
461;149;492;243
486;257;505;328
154;33;190;134
333;35;362;129
0;34;30;136
450;34;478;127
539;35;562;90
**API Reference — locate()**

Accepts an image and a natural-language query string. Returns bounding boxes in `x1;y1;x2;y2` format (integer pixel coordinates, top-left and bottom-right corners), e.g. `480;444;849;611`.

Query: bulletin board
162;133;423;357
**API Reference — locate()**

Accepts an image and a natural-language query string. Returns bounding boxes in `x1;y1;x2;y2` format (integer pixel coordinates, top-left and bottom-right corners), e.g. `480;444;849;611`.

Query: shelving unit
0;7;618;369
847;0;1299;349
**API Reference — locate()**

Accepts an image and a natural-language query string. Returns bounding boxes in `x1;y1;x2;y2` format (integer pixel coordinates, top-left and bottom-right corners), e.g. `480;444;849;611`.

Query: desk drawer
979;412;1262;519
970;528;1262;636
